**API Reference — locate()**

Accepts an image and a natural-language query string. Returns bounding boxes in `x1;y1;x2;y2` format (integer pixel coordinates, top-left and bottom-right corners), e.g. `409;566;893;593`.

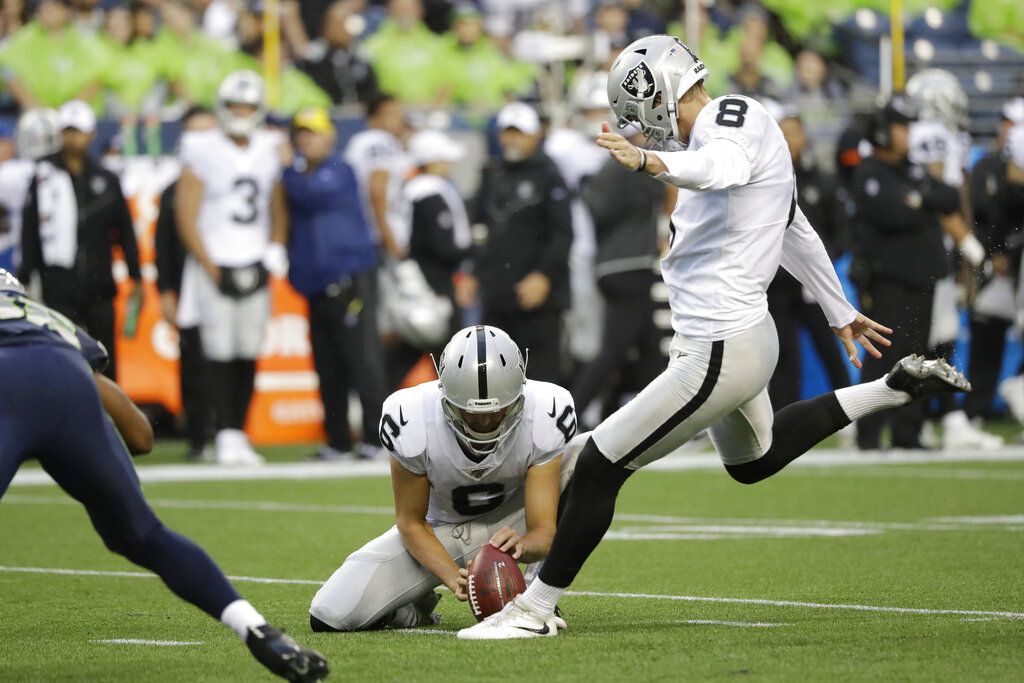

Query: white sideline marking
794;467;1024;482
931;515;1024;524
93;639;203;646
3;565;1023;621
8;448;1024;487
678;620;789;628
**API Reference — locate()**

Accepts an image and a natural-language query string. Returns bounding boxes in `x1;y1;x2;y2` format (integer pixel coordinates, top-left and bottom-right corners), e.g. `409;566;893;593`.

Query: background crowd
1;0;1023;461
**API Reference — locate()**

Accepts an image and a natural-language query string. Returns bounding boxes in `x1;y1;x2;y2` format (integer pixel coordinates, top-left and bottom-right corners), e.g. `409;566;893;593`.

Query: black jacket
475;150;573;313
20;153;140;304
299;42;379;107
155;181;186;294
580;157;661;280
408;183;470;301
849;156;959;290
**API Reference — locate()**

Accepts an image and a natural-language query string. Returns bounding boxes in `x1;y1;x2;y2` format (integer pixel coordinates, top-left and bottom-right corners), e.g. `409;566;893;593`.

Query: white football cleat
998;375;1024;424
941;411;1004;450
457;597;566;640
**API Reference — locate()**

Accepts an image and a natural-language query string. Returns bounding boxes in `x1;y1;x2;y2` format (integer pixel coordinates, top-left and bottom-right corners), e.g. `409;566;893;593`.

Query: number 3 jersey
179;128;283;267
382;379;576;525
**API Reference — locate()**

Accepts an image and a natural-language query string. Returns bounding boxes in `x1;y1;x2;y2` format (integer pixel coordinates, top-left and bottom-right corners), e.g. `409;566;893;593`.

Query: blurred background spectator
284;105;387;461
19;99;139;380
297;0;380;109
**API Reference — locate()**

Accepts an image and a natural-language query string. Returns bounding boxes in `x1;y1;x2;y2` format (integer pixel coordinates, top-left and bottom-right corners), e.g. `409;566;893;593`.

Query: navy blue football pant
0;344;240;618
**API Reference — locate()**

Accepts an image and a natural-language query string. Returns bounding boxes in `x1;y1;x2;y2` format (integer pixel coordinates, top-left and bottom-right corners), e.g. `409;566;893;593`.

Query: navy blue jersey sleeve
0;292;109;371
76;327;109;372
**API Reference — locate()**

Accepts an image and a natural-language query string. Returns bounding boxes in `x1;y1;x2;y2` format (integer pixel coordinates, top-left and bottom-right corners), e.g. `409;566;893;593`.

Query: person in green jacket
98;5;165;117
442;3;535;111
361;0;450;105
235;45;332;118
152;0;248;108
969;0;1024;53
0;0;107;110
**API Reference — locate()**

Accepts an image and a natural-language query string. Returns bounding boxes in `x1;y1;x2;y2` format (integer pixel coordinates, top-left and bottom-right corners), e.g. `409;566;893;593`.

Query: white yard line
678;620;790;628
8;448;1024;488
92;639;203;646
6;496;1023;538
2;565;1022;621
391;629;454;636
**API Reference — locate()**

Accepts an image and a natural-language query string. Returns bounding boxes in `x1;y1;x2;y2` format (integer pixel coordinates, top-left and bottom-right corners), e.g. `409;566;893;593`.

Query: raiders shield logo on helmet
621;61;656;99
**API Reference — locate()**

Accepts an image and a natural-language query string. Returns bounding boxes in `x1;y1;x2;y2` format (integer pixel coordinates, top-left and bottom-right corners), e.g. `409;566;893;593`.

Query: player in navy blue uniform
0;269;328;682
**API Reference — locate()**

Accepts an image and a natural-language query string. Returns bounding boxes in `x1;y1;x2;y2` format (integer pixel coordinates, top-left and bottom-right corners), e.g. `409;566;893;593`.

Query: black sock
230;359;257;431
207;361;235;432
121;524;241;619
538;438;633;588
725;392;850;485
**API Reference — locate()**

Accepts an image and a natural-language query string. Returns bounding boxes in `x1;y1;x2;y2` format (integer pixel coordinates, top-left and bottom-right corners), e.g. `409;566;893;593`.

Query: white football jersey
0;159;36;260
908;120;969;187
344;128;411;236
179;128;283;267
661;95;796;341
382;379;576;525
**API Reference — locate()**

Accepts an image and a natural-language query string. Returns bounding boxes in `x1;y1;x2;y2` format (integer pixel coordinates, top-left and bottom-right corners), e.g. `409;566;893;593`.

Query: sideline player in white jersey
308;325;579;631
344;94;409;259
0;109;61;271
176;70;289;465
459;35;971;640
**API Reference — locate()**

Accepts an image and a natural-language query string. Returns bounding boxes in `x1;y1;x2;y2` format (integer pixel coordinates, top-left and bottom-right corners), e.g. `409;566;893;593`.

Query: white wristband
958;233;985;268
262;242;290;277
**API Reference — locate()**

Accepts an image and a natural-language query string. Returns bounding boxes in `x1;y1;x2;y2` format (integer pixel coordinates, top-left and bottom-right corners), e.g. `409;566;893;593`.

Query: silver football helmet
215;70;267;138
435;325;527;457
906;68;969;131
607;34;709;146
0;268;25;295
15;108;61;160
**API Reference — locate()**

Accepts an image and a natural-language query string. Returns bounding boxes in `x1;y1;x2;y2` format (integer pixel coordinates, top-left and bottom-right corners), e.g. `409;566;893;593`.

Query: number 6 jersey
179;128;283;268
381;379;576;525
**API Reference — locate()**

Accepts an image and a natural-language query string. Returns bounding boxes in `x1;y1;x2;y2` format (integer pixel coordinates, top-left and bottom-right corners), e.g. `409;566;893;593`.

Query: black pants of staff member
486;307;565;385
46;293;117;380
768;293;851;409
857;278;934;449
964;314;1012;419
308;270;388;452
179;326;214;454
573;270;659;419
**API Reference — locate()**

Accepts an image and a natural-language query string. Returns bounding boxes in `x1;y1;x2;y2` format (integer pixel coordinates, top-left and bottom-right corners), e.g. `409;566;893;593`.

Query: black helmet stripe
475;325;488;399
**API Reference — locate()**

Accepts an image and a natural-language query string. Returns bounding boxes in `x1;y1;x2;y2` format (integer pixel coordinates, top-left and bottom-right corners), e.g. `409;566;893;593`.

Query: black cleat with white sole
885;355;972;399
246;624;329;682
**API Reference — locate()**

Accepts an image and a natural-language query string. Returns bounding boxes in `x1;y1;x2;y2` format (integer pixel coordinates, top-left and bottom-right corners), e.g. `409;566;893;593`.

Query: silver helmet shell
906;68;969;131
0;268;25;295
15;108;61;160
215;70;267;139
436;325;527;457
607;34;709;146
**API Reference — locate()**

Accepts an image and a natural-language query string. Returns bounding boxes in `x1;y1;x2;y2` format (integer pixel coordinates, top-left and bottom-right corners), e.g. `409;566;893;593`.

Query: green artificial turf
1;443;1022;681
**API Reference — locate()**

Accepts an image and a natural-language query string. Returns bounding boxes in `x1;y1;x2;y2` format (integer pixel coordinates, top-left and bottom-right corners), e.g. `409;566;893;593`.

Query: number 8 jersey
179;128;283;267
381;379;576;525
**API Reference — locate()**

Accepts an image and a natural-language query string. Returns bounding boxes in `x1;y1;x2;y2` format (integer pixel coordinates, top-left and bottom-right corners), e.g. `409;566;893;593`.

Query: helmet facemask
441;395;525;457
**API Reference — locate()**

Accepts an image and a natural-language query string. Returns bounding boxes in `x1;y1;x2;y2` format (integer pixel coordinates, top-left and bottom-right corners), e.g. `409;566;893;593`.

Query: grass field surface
2;441;1023;681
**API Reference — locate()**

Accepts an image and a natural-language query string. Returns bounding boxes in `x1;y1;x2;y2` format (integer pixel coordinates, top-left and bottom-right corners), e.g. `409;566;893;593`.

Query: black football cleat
246;624;329;682
885;355;972;399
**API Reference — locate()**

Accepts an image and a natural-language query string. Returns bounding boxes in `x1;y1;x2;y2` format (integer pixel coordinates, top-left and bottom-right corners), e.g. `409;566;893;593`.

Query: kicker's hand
597;122;643;171
832;313;893;369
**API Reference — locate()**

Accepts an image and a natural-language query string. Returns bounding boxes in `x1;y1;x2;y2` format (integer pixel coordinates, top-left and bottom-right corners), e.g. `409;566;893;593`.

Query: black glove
218;262;269;299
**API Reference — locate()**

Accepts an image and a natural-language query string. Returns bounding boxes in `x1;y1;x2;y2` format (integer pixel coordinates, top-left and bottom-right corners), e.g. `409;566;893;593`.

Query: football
467;544;527;621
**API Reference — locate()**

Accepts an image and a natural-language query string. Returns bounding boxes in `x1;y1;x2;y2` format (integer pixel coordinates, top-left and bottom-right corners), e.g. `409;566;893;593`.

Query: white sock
519;579;564;616
220;599;267;641
834;379;911;422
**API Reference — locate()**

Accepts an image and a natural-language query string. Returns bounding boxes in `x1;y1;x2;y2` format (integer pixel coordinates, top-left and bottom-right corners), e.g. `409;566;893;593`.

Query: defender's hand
833;313;893;369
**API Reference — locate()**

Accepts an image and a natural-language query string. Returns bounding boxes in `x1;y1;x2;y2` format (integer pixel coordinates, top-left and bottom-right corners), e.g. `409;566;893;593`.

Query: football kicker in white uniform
175;70;289;466
459;35;971;640
309;326;579;632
